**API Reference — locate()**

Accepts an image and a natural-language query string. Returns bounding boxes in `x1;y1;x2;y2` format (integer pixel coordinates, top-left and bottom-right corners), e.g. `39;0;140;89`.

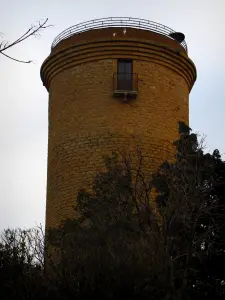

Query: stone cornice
41;39;196;92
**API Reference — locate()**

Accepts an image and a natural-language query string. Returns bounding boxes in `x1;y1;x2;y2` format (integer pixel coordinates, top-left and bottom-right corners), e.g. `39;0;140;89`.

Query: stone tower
41;17;196;230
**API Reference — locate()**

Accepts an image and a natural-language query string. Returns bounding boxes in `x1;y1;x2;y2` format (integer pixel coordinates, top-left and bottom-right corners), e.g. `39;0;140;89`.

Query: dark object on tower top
169;32;185;44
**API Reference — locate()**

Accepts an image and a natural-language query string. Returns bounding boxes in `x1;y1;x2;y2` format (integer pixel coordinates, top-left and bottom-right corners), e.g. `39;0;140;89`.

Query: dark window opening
117;59;133;90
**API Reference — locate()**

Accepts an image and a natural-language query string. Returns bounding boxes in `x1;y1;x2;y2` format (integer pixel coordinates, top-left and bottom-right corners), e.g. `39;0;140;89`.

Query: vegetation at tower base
45;122;225;300
152;122;225;299
1;123;225;299
0;227;47;300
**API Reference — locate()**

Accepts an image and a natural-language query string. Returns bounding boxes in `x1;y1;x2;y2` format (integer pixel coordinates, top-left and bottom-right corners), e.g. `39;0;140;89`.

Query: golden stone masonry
41;17;197;229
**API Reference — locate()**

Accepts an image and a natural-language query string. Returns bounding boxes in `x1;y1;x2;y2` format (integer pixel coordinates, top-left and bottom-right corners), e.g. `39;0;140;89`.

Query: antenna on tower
169;32;185;43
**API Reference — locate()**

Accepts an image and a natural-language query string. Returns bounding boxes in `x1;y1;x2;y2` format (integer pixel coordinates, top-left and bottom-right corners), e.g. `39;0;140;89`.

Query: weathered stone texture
45;58;190;228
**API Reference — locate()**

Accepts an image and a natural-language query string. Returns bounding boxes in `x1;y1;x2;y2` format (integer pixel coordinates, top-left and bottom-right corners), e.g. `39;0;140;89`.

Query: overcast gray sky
0;0;224;230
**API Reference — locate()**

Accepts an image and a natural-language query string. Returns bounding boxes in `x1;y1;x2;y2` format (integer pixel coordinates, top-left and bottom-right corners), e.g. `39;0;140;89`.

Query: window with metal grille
117;59;133;90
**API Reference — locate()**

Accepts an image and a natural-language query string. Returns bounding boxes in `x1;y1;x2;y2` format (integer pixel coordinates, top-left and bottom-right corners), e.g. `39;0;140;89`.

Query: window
117;59;133;90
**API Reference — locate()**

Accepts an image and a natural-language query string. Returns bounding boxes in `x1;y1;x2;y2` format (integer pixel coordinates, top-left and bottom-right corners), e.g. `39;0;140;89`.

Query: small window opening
117;59;133;90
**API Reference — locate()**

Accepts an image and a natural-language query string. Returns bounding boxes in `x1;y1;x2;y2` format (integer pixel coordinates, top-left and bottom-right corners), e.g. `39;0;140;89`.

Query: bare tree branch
1;51;32;63
0;18;51;63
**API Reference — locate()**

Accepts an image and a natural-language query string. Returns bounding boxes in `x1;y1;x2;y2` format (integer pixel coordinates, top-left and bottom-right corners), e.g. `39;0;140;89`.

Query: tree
0;227;45;299
0;226;74;300
1;123;224;300
152;122;225;299
190;148;225;299
0;18;50;63
47;150;162;299
46;123;225;299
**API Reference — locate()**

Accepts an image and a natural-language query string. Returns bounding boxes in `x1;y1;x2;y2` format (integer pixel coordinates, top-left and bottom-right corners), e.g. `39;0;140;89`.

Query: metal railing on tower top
51;17;187;51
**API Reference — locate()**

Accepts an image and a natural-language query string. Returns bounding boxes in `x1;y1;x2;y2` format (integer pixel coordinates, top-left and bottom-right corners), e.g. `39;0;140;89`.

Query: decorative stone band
41;37;196;92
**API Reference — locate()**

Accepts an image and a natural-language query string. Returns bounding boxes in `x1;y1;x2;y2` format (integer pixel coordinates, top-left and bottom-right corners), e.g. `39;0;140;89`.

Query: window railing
113;73;138;96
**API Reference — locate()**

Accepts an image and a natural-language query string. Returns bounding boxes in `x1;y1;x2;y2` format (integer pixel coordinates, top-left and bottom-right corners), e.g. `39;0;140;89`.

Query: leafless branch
1;51;32;63
0;18;51;63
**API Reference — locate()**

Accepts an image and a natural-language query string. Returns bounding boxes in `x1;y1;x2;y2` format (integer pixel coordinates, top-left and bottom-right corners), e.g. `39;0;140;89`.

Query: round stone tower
41;17;196;229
